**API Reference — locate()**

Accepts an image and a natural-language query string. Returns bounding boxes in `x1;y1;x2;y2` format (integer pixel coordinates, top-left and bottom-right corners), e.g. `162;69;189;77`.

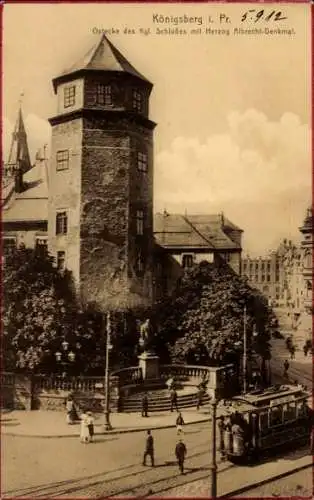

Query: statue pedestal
138;351;160;380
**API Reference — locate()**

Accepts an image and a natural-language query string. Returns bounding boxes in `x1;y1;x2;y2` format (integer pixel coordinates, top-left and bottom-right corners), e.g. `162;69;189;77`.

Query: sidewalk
1;406;212;438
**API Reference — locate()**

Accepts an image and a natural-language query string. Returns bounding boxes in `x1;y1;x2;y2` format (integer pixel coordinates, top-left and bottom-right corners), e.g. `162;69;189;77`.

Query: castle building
48;34;156;309
2;106;48;257
2;35;243;309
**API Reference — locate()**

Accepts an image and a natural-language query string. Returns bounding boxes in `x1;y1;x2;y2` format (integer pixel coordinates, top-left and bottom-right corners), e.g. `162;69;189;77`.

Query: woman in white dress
80;412;90;443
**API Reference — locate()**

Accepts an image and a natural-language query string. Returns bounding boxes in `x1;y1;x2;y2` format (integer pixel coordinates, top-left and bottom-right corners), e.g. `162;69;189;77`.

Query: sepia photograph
1;1;313;498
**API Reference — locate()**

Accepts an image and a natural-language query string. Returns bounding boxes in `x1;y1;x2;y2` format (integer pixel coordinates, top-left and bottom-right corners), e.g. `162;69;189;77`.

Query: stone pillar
14;374;33;410
138;351;160;380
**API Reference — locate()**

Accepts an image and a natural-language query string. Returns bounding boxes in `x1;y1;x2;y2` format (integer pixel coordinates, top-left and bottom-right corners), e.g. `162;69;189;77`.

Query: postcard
2;2;312;498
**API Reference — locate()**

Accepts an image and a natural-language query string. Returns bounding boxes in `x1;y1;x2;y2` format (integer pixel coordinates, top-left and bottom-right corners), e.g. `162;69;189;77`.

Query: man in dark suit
141;392;149;417
143;430;154;466
170;388;179;412
175;439;187;474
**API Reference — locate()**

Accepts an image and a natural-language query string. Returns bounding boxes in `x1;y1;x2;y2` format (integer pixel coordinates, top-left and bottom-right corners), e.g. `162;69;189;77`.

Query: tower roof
6;106;32;175
53;34;152;92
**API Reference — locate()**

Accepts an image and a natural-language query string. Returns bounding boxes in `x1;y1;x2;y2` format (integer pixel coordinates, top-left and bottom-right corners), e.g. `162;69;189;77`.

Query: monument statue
139;318;154;353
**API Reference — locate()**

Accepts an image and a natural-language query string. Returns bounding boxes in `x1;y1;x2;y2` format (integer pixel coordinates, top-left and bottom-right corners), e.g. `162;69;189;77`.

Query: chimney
14;161;24;193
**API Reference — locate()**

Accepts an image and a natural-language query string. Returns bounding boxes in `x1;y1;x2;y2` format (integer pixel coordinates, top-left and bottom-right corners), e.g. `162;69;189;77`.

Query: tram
221;384;312;464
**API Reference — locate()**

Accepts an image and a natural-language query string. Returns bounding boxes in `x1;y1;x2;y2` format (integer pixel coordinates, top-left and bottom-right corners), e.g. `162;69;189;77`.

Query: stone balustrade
111;366;143;386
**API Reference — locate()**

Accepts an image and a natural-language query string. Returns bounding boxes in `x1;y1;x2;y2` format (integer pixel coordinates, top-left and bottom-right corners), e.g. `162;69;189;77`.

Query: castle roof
2;154;49;224
154;213;242;251
53;34;152;92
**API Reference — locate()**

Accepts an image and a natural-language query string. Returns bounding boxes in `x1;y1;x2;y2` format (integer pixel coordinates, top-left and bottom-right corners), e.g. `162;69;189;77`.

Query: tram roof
232;385;308;408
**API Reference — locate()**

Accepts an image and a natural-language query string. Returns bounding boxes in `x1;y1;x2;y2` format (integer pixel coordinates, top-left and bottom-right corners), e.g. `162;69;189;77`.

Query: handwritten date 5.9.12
241;10;287;23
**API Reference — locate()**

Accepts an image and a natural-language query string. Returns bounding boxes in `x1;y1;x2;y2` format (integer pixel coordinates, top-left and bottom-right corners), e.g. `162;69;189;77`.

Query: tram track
223;461;313;498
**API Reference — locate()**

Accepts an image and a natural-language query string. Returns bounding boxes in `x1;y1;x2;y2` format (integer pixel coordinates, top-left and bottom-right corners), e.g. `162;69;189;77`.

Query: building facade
242;251;285;304
153;211;243;299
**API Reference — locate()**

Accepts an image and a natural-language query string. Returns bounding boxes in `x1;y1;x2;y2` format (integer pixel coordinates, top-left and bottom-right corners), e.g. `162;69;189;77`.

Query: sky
3;2;312;256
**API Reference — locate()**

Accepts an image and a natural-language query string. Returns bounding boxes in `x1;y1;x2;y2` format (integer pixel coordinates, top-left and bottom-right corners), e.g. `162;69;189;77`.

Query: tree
2;247;141;374
152;260;277;382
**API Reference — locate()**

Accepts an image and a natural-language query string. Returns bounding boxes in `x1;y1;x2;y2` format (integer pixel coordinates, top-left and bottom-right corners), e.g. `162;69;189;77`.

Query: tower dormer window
137;152;148;173
132;90;142;112
64;86;76;108
97;84;112;105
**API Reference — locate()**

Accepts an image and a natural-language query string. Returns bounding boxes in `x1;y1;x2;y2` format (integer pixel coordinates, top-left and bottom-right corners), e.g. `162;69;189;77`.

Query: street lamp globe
68;351;76;362
55;351;62;362
62;340;69;351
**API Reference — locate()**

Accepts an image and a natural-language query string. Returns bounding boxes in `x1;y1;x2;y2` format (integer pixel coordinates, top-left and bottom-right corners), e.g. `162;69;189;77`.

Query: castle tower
48;35;156;310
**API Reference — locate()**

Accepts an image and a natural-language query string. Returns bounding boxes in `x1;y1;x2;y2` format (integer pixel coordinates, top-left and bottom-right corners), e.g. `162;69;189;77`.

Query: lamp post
209;390;218;499
104;311;113;431
243;305;247;394
55;340;76;376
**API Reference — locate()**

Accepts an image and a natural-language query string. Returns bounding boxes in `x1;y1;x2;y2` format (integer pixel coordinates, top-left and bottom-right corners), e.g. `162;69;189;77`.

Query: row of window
56;209;145;236
243;262;272;272
56;150;148;173
64;85;144;112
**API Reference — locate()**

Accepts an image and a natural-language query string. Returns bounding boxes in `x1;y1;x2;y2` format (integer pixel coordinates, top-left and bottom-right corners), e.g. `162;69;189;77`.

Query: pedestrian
80;411;90;444
142;430;154;466
196;387;204;410
303;344;308;357
65;395;75;425
141;392;149;418
175;439;187;474
290;345;295;360
170;388;179;412
176;412;185;435
217;416;225;458
283;359;289;377
86;411;94;442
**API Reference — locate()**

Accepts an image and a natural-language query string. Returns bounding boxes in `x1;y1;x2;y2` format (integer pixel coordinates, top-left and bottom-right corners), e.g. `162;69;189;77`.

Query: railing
111;366;143;386
32;375;105;393
160;364;212;382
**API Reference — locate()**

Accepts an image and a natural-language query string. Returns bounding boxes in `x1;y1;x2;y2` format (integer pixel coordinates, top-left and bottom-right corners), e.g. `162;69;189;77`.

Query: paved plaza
2;422;312;498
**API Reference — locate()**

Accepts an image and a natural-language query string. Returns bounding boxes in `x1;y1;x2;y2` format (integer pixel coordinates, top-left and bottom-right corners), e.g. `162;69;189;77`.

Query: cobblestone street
2;421;312;498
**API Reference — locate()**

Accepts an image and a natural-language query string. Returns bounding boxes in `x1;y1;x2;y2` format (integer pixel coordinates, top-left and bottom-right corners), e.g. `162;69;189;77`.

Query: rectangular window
56;150;69;171
132;90;142;112
97;84;112;105
56;211;68;235
35;237;48;256
64;86;76;108
137;152;148;173
267;275;271;282
262;275;265;282
57;251;66;271
136;210;144;235
182;254;194;269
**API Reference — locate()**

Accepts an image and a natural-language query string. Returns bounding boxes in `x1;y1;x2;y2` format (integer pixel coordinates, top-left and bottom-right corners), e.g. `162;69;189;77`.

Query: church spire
7;95;32;175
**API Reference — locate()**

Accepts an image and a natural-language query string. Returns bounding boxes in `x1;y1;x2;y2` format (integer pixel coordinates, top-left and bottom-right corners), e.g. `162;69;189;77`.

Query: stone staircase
120;387;210;413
